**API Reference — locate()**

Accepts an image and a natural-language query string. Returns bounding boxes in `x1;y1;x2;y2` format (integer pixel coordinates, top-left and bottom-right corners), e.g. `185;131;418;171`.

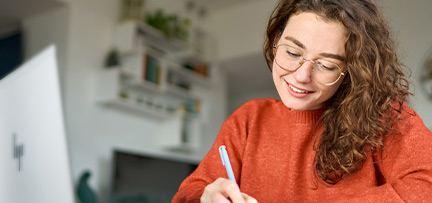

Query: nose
293;58;313;83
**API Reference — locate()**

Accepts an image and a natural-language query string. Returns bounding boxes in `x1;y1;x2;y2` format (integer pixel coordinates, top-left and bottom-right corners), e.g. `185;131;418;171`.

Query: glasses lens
275;45;303;71
275;44;342;85
312;60;342;85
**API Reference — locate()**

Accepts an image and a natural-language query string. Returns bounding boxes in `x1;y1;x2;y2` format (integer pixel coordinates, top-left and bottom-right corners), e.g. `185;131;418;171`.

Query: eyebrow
284;36;346;62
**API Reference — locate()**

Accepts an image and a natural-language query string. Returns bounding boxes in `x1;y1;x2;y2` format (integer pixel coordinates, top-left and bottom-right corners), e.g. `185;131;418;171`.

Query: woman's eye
286;50;301;57
318;62;337;71
322;65;336;71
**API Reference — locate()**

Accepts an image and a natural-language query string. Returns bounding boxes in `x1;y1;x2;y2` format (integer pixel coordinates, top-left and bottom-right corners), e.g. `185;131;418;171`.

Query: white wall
204;0;279;115
22;5;69;89
380;0;432;129
203;0;278;62
63;0;139;200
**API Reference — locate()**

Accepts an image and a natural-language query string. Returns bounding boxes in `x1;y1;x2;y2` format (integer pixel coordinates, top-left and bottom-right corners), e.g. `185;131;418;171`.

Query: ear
272;31;282;57
341;72;350;85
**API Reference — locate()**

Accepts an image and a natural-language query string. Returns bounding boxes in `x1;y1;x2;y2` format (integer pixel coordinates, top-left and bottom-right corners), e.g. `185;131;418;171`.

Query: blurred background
1;0;431;202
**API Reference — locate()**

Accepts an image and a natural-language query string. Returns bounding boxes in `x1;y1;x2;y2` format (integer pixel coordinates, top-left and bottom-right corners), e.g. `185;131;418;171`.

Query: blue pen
218;145;236;183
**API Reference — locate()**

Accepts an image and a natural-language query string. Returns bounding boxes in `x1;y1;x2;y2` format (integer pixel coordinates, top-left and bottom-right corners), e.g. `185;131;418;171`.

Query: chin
281;98;322;111
281;100;307;111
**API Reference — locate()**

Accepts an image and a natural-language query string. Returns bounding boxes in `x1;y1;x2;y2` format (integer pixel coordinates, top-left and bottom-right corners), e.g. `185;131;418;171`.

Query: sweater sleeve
172;103;250;202
335;109;432;202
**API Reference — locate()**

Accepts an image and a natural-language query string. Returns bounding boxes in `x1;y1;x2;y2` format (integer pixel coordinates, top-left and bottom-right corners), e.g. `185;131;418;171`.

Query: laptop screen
0;45;75;203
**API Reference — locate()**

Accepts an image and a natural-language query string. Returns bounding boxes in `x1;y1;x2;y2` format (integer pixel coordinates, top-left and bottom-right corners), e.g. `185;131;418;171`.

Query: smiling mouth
288;83;312;93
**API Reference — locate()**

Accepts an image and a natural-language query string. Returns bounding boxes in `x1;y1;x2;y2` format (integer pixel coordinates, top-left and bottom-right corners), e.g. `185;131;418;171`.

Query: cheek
272;68;278;85
271;63;277;78
272;65;283;84
320;84;342;99
272;62;284;78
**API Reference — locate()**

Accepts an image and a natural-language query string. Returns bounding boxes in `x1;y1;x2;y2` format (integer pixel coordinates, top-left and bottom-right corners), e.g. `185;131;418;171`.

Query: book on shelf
143;53;161;85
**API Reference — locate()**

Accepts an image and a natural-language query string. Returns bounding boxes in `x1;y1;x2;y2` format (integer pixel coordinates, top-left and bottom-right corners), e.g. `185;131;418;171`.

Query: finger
213;193;232;203
201;178;239;203
219;179;245;203
201;192;231;203
241;193;258;203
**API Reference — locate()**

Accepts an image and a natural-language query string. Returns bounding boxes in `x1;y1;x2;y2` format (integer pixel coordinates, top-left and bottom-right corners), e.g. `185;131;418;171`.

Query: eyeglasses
273;44;346;85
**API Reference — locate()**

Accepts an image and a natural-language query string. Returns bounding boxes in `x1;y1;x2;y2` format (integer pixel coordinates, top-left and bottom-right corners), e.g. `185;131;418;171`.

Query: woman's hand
200;178;258;203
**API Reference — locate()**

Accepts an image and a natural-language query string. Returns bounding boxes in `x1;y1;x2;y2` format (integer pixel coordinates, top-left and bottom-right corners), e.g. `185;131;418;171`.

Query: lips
288;83;311;93
285;80;313;93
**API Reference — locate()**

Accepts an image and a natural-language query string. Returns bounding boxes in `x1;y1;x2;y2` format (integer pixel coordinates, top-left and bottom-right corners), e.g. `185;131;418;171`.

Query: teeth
289;84;309;93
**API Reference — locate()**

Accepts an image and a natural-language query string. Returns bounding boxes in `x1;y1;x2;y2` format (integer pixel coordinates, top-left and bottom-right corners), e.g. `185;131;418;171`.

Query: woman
173;0;432;202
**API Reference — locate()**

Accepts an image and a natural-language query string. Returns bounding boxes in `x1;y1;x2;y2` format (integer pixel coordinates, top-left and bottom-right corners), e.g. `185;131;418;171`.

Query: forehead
281;12;348;55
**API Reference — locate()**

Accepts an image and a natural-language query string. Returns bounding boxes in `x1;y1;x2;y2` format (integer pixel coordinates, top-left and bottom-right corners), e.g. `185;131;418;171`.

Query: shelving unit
97;20;212;150
137;23;188;53
100;99;176;120
167;62;210;87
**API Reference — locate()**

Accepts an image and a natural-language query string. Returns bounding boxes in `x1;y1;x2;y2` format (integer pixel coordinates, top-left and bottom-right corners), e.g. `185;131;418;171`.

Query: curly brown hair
264;0;412;184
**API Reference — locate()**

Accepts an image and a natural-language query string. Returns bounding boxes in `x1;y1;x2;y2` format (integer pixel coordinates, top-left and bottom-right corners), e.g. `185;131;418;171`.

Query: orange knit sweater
172;99;432;202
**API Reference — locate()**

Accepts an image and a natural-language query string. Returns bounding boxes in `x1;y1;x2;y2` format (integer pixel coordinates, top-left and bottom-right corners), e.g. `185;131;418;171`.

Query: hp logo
13;134;24;171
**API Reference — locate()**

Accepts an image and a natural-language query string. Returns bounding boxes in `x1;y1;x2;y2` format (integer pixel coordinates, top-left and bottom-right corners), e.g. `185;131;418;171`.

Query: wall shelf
167;62;210;87
99;20;213;150
100;99;175;120
121;72;200;102
137;23;188;53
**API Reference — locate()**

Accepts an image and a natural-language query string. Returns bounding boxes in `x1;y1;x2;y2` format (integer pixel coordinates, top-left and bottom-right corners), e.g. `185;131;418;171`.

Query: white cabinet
97;21;213;151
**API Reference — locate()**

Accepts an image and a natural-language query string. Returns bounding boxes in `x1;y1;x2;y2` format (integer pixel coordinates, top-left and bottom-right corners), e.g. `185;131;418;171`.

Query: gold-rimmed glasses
273;44;346;85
